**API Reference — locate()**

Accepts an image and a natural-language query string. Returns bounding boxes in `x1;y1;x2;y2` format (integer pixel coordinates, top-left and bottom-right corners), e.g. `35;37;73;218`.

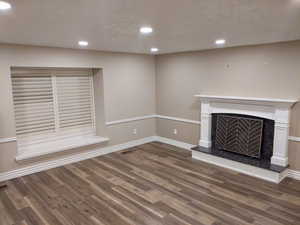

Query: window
11;68;106;160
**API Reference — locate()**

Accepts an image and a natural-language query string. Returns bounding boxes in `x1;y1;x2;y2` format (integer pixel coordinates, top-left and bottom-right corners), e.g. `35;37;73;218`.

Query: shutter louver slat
57;99;92;105
56;95;91;101
13;87;51;94
15;116;54;124
16;126;56;136
60;110;91;117
13;95;54;101
60;118;92;125
15;107;54;115
58;104;91;111
12;85;53;89
55;84;91;88
60;117;92;123
12;92;53;97
16;120;56;129
14;99;54;105
57;89;91;94
14;102;54;109
60;121;92;128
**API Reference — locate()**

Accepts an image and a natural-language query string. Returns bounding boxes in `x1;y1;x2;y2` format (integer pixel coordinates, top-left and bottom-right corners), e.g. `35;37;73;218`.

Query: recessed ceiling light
215;39;226;45
140;27;153;34
78;41;88;46
0;1;11;10
151;48;159;53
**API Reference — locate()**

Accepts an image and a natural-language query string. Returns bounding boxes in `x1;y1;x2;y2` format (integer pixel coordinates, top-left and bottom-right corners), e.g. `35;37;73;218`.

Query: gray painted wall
156;41;300;170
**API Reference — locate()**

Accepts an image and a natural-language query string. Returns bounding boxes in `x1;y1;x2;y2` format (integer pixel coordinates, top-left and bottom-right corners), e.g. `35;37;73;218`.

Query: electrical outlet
173;129;177;135
133;128;137;135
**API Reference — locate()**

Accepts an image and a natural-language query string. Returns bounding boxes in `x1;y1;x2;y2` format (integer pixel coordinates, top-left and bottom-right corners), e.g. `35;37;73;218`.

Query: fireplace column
271;108;290;167
199;101;212;148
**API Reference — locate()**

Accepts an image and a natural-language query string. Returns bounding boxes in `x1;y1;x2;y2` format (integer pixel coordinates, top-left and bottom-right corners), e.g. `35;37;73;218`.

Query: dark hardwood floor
1;142;300;225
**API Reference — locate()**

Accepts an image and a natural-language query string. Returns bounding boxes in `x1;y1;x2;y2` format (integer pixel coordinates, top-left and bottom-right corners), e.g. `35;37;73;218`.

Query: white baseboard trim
0;136;156;182
0;137;17;144
288;169;300;181
154;136;194;150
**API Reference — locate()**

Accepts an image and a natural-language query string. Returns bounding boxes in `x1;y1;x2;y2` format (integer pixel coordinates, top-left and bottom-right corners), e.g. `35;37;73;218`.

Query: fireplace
191;95;298;183
193;113;276;170
214;114;264;158
212;113;274;161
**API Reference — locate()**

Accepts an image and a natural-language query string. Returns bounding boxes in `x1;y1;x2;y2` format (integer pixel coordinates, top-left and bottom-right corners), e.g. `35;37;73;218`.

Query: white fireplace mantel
194;95;297;108
194;94;298;168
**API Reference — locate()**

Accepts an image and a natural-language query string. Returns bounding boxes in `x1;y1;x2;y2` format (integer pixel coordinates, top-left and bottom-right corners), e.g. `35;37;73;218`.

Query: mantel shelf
194;95;298;108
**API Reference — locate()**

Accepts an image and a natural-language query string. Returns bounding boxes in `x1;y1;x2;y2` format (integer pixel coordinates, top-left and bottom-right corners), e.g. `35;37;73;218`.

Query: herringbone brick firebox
215;115;263;158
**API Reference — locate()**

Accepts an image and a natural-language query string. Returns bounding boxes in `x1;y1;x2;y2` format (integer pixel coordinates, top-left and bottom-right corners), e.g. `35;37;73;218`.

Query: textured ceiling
1;0;300;54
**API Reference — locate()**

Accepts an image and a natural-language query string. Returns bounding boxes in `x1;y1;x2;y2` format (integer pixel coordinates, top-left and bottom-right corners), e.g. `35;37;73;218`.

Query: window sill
16;136;109;161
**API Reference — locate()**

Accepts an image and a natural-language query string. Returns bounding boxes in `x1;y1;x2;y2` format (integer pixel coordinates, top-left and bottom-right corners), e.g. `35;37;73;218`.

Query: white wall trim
0;136;156;182
288;169;300;181
106;114;201;126
106;115;156;125
156;115;201;125
0;137;17;144
289;136;300;142
154;136;194;150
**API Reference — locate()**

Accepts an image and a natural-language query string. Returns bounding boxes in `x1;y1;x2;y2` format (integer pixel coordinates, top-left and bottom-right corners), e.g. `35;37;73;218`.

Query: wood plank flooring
1;142;300;225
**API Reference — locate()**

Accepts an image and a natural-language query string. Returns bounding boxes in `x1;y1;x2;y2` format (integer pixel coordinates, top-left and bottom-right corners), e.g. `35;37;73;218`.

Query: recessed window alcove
11;67;109;161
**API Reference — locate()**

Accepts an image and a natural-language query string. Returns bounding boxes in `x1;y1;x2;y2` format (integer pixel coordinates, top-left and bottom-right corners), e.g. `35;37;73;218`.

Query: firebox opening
212;113;275;162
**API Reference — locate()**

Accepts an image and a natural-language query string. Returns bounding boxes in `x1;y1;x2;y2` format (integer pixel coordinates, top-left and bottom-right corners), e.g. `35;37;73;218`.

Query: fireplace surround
192;95;298;183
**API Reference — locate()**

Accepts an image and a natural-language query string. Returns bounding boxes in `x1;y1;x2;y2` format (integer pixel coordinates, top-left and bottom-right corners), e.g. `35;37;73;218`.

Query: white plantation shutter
11;68;95;145
56;75;94;130
12;75;56;136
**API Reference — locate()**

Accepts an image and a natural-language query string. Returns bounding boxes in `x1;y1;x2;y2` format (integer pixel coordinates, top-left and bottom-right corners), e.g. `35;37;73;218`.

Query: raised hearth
191;146;286;173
